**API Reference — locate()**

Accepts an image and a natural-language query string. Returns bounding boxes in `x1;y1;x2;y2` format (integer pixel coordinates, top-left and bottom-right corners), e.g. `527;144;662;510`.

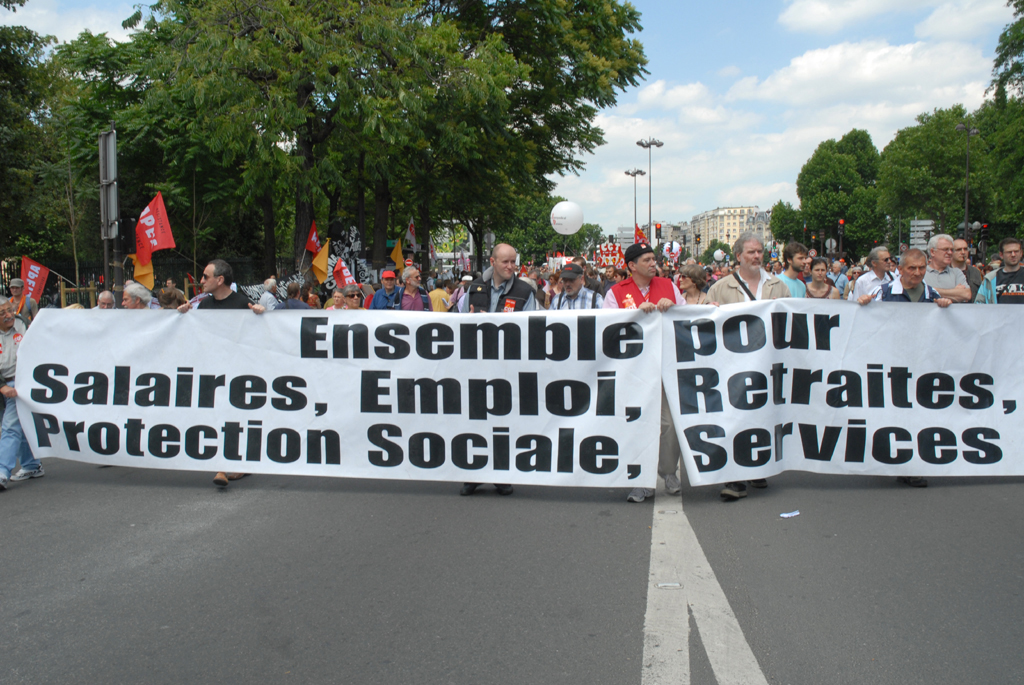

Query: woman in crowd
676;264;709;305
843;266;862;299
805;257;842;299
341;284;365;310
302;284;321;309
324;288;345;310
158;288;187;309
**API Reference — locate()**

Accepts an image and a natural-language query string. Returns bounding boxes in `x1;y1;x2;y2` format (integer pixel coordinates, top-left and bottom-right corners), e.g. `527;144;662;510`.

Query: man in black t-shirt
178;259;266;486
976;238;1024;304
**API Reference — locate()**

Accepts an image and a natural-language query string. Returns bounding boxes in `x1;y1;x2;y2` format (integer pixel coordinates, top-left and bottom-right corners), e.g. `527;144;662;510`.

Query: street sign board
900;243;908;253
825;238;837;251
808;249;818;258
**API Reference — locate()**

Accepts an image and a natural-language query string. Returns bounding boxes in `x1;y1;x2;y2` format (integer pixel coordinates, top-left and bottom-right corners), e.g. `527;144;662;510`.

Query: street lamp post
624;168;645;233
636;137;663;243
954;122;980;243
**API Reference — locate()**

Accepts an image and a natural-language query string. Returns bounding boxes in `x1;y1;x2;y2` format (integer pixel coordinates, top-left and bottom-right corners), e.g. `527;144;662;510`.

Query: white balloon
550;201;584;235
713;249;726;263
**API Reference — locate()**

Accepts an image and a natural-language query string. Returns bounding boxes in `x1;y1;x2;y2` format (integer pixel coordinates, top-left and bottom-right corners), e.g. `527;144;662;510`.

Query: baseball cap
381;270;397;279
461;275;472;282
560;263;583;280
9;278;24;287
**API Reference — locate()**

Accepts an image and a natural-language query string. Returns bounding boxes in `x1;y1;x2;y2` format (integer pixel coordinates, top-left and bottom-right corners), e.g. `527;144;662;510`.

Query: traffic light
696;234;701;245
838;218;845;236
655;223;662;239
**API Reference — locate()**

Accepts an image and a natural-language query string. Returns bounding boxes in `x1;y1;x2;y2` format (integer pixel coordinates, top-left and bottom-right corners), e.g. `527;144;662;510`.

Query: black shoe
460;483;479;496
720;482;747;500
494;484;514;496
897;476;928;488
749;478;768;489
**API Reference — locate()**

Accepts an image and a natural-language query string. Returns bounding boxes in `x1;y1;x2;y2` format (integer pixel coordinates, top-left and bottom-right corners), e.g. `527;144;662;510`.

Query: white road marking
642;488;769;685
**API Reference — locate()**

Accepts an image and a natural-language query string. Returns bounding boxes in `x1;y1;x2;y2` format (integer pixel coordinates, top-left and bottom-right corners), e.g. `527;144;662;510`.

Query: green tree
877;105;985;235
769;200;804;245
993;0;1024;94
0;25;53;254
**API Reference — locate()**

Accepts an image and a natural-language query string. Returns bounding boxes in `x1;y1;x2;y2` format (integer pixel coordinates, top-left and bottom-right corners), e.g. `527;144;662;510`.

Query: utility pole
98;123;123;303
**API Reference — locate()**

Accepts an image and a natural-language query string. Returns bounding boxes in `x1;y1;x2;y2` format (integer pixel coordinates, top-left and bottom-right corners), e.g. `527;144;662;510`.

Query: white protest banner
17;309;662;488
662;300;1022;486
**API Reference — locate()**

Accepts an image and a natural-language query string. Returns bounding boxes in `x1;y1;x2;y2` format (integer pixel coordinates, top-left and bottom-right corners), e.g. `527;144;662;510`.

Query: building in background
690;206;762;248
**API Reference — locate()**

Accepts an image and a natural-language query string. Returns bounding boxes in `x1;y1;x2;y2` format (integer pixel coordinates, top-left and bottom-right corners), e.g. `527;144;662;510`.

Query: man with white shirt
923;234;971;303
849;246;894;303
603;242;686;503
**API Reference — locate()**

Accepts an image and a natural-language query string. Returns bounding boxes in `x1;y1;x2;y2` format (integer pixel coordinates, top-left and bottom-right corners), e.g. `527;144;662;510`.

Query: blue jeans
0;381;40;478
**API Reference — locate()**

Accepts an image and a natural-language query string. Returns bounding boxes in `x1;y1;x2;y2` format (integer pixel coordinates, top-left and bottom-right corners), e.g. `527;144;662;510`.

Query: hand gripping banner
661;299;1023;486
16;309;662;488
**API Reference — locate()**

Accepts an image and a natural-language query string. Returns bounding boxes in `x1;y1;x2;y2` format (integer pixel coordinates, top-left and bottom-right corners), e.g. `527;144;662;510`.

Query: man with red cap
369;270;401;310
603;242;687;503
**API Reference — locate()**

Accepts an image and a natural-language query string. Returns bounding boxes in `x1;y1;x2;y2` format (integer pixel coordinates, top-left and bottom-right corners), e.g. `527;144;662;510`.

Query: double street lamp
637;137;663;242
954;122;980;243
624;168;646;233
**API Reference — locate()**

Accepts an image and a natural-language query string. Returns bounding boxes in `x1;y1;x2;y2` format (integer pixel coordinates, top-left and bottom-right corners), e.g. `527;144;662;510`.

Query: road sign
825;238;836;251
405;258;413;267
808;249;818;258
900;243;908;253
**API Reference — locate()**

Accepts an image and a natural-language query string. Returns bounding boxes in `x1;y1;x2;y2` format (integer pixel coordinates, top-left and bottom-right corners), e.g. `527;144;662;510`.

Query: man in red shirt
603;243;686;502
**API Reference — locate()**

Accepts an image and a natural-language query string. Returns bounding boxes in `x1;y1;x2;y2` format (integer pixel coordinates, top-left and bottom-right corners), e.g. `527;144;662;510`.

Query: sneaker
460;483;479;496
749;478;768;489
720;482;747;500
213;472;229;487
664;473;682;495
494;484;514;496
897;476;928;488
11;466;45;482
627;487;654;502
0;475;7;491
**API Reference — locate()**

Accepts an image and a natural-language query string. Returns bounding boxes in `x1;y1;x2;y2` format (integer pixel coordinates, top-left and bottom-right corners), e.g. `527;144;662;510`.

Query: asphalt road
3;460;1024;684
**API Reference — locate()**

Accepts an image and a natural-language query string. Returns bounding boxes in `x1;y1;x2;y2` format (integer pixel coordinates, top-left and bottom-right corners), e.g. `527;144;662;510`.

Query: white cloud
914;0;1015;40
718;65;742;78
0;0;136;43
779;0;935;33
726;40;990;108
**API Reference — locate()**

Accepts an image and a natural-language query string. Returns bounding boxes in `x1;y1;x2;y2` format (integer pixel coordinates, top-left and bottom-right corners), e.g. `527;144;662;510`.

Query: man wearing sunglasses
849;246;895;304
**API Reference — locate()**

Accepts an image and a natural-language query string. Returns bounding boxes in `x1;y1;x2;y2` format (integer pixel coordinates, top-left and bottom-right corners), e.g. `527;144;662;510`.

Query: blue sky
3;0;1015;232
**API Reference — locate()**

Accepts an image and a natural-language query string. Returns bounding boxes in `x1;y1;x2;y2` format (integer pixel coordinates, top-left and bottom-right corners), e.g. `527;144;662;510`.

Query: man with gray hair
259;278;279;310
706;232;789;501
706;232;790;305
96;290;115;309
923;233;971;302
849;245;894;303
399;268;432;311
0;295;43;489
122;283;153;310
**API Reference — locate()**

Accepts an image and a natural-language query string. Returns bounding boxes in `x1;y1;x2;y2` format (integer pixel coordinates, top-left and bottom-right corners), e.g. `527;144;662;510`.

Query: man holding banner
706;232;791;501
0;296;42;489
602;242;685;503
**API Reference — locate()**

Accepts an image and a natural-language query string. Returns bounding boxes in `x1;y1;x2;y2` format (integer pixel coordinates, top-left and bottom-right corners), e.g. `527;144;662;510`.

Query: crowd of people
1;232;1021;502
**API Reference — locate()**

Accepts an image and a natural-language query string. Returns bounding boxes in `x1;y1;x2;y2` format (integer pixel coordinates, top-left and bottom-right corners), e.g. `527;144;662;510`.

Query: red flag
21;257;49;304
634;223;647;244
135;192;175;265
332;257;357;287
306;221;322;254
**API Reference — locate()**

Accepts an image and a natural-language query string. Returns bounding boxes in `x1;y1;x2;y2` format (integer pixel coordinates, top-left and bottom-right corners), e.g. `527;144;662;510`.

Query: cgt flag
333;257;358;287
21;257;49;304
305;221;323;254
135;192;175;265
634;223;647;244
